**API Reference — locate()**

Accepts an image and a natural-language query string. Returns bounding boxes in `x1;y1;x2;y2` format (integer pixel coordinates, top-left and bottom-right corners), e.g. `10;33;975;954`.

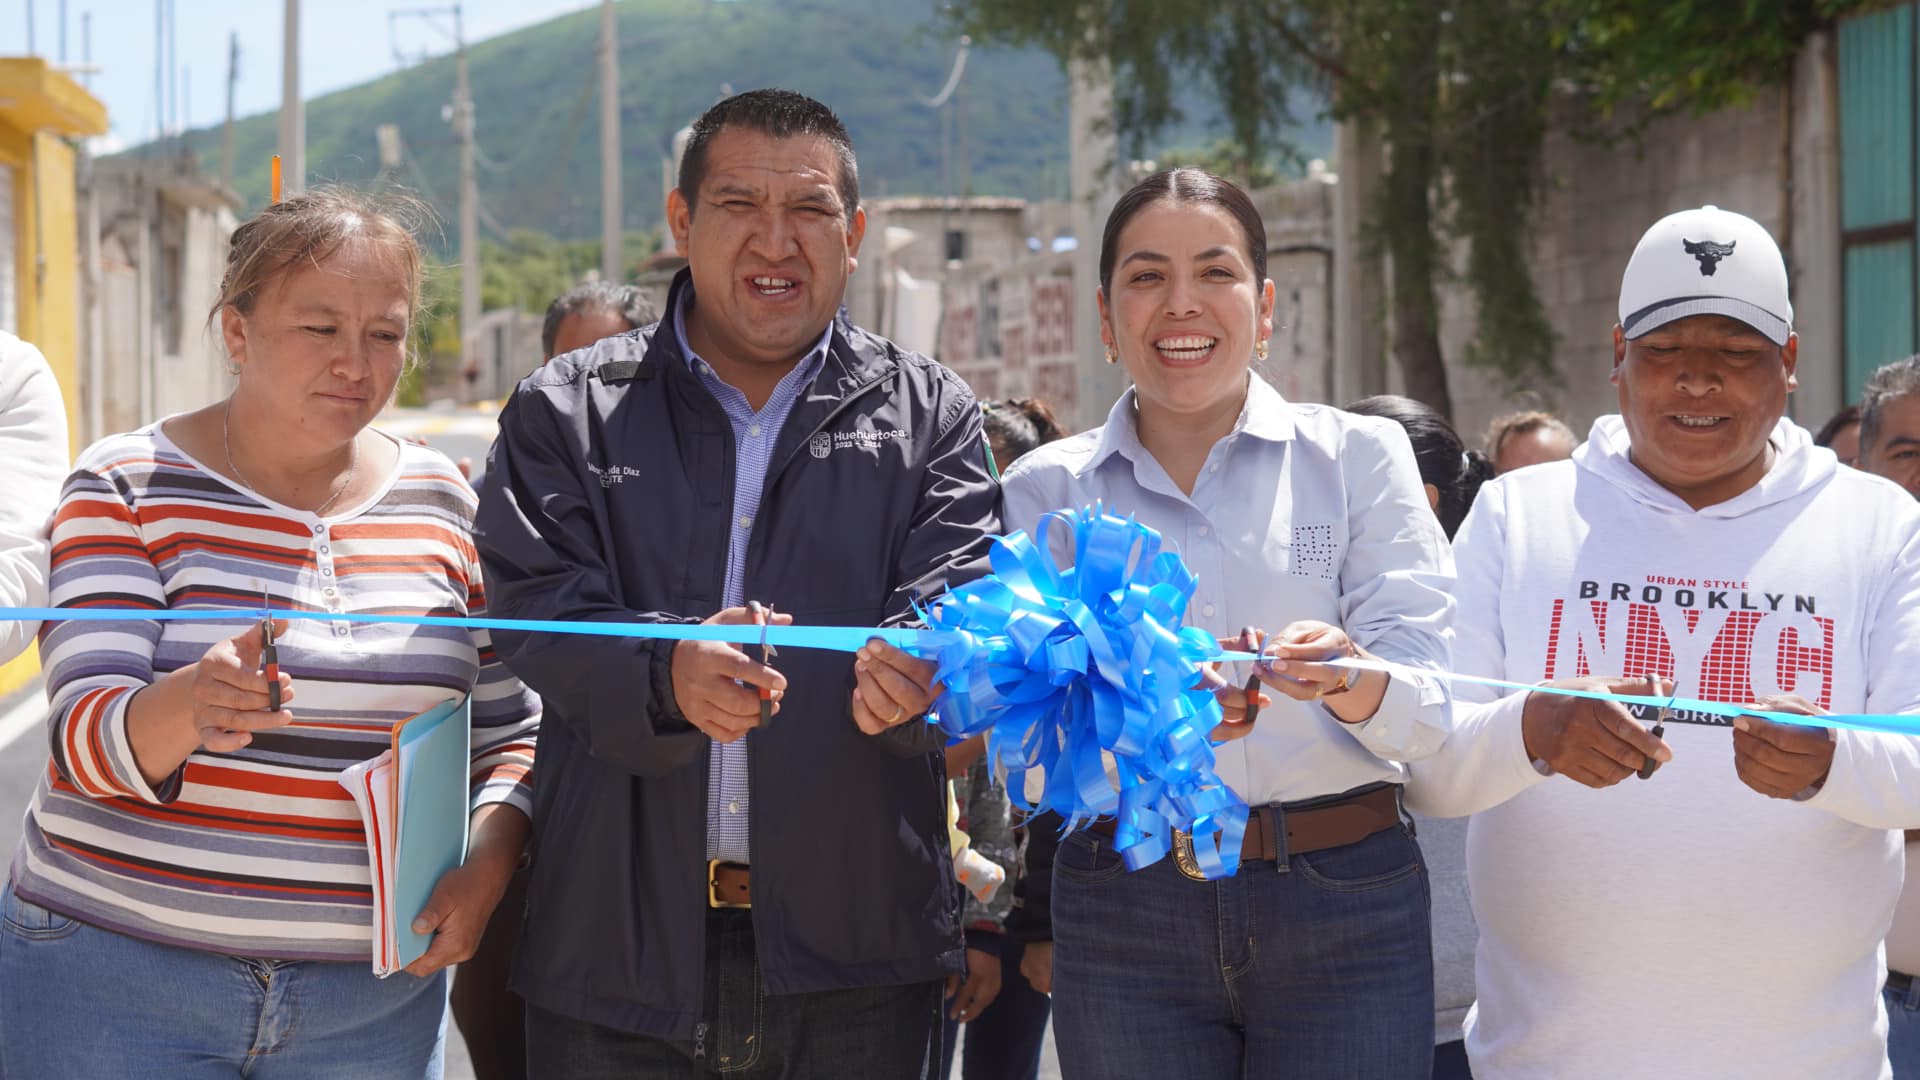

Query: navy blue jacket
473;271;1000;1039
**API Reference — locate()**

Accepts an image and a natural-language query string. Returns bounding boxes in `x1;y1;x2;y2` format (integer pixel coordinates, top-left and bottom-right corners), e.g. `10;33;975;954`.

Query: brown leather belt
708;860;752;909
1084;784;1402;881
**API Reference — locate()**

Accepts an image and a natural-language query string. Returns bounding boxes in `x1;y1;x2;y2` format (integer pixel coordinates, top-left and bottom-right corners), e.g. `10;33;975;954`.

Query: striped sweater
9;424;539;962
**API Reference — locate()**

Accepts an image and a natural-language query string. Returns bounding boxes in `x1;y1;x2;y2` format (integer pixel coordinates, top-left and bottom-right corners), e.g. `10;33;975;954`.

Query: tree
948;0;1879;418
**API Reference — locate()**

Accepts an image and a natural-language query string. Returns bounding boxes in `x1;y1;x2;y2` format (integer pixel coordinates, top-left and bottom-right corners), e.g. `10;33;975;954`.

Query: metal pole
222;33;239;190
153;0;163;145
279;0;305;194
167;0;177;137
81;12;91;87
25;0;33;55
455;4;480;382
599;0;622;283
58;0;66;64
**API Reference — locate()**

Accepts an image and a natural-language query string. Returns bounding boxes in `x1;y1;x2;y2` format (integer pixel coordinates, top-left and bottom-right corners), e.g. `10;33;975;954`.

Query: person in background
1855;355;1920;1076
1004;168;1455;1078
1410;204;1920;1078
0;189;540;1078
542;281;659;363
1346;394;1491;1080
0;331;70;665
1817;404;1865;469
940;397;1069;1080
448;278;663;1080
1483;410;1575;474
1349;396;1495;539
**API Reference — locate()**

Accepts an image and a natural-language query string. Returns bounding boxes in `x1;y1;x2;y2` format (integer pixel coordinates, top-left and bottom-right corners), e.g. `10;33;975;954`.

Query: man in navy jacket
475;90;1001;1075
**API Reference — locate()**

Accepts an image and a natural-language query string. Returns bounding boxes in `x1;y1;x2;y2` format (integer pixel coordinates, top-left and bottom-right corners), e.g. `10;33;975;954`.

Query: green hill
141;0;1317;245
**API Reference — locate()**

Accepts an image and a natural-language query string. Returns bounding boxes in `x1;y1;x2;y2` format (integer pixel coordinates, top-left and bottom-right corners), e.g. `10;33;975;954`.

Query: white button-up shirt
999;375;1455;806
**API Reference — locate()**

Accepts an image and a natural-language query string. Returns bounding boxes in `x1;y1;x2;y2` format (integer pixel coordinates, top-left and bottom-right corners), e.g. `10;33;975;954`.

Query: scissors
1638;675;1669;780
261;589;281;713
747;601;777;728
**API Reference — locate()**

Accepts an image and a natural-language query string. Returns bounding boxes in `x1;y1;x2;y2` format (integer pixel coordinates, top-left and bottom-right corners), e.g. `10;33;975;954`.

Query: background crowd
1;86;1919;1080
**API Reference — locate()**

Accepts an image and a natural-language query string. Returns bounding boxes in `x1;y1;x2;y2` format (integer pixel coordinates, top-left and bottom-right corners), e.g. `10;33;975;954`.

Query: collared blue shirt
674;295;832;864
1000;374;1455;805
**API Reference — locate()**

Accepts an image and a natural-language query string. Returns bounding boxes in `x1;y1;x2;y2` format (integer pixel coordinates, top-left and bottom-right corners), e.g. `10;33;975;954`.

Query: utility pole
58;1;66;63
222;33;240;191
599;0;622;283
153;1;163;145
453;4;479;383
81;12;91;87
167;0;178;137
280;0;305;195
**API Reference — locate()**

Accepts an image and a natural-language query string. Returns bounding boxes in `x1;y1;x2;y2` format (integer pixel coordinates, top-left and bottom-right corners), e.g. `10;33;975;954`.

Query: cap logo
1682;237;1735;276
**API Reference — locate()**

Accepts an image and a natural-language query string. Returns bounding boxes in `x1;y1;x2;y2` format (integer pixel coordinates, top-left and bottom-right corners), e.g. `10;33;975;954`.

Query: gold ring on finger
890;706;908;724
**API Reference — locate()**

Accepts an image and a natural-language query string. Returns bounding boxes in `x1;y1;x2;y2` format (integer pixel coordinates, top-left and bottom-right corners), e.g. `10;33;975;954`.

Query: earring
226;360;242;376
1104;345;1118;365
1254;339;1269;363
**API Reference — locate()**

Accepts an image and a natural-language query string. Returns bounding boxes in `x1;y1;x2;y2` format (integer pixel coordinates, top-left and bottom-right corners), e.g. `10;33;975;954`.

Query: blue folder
391;696;472;970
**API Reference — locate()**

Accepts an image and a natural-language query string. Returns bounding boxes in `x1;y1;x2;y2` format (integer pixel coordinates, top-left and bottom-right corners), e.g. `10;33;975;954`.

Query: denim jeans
0;880;448;1078
525;908;943;1079
940;938;1053;1080
1051;821;1434;1079
1887;974;1920;1077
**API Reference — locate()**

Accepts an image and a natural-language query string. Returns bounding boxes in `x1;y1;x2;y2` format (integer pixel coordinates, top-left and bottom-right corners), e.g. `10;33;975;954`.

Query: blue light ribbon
8;500;1920;880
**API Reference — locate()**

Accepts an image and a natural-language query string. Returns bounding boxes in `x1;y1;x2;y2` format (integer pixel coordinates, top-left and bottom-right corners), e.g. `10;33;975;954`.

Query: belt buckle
707;859;750;909
1170;830;1208;882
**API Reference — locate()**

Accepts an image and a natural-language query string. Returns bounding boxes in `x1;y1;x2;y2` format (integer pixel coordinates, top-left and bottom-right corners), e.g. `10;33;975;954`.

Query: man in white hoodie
1410;205;1920;1079
0;331;69;665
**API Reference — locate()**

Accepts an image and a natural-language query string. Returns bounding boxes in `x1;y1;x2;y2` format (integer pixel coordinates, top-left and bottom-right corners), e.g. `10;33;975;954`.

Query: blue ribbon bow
921;504;1248;879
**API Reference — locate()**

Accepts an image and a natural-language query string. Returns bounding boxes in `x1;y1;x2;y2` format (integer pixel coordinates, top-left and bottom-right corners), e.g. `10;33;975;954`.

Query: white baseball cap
1618;205;1792;346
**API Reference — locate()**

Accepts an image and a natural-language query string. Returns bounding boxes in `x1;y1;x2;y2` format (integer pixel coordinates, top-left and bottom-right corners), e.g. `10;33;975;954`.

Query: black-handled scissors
1636;705;1669;779
261;589;280;712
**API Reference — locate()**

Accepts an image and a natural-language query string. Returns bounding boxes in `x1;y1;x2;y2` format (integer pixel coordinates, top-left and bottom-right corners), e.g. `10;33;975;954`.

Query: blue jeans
525;908;943;1078
1887;973;1920;1076
1051;821;1433;1079
0;880;447;1078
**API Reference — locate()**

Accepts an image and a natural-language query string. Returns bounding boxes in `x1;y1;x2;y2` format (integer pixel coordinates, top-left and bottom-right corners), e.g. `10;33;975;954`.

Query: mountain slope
157;0;1216;242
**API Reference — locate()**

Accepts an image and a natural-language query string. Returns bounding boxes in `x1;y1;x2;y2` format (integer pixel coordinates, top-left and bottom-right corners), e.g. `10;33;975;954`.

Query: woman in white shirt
999;168;1455;1079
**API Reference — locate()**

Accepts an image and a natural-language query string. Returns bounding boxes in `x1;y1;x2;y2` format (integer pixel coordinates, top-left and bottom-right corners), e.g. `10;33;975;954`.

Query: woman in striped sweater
0;190;539;1078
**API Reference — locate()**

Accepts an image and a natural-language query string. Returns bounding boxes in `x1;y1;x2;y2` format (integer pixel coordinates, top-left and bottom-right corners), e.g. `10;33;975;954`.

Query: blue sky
6;0;592;150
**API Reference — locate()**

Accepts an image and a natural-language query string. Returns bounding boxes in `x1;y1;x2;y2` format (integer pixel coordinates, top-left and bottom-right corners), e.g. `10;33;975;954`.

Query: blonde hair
210;187;431;339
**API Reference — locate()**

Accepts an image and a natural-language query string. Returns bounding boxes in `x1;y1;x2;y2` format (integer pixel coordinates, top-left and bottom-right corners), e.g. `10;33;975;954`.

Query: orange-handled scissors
747;601;777;728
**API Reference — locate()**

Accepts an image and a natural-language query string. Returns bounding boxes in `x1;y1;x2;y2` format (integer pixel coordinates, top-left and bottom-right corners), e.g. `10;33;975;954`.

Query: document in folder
339;695;472;976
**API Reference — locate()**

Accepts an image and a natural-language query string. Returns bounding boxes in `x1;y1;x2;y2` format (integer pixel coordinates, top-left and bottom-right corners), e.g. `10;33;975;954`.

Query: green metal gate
1839;2;1918;400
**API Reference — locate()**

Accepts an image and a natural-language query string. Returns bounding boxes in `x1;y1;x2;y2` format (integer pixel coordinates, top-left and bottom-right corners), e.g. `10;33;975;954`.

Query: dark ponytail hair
1345;395;1492;539
982;397;1066;473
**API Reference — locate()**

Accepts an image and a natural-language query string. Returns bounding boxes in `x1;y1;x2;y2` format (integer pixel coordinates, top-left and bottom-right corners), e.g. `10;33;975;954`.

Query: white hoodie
0;333;69;665
1409;415;1920;1080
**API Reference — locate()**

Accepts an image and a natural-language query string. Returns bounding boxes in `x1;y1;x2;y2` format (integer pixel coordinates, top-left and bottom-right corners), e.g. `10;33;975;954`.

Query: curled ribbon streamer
1324;657;1920;738
918;505;1248;879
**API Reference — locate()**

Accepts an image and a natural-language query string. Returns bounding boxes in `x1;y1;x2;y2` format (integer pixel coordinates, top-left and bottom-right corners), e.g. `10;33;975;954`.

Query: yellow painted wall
0;61;104;702
2;131;81;458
